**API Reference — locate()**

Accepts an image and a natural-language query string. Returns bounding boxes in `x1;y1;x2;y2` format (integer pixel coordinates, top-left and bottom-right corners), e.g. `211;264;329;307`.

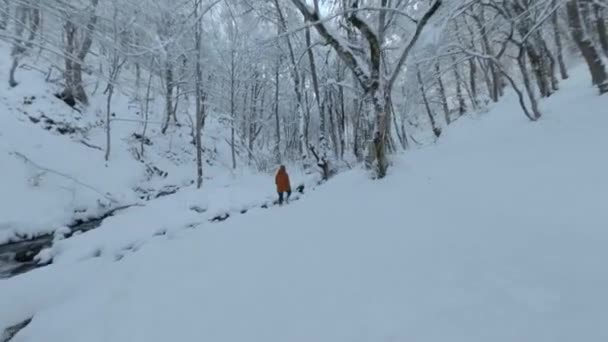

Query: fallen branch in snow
0;317;32;342
12;151;118;204
79;140;103;151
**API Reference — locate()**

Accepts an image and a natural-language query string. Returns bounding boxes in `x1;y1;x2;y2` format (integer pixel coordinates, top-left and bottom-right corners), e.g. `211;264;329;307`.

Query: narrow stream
0;205;132;279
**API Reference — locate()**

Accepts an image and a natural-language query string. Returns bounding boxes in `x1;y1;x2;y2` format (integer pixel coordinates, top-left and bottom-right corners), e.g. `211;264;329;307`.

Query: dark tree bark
593;3;608;57
517;48;542;120
62;0;99;106
567;0;608;94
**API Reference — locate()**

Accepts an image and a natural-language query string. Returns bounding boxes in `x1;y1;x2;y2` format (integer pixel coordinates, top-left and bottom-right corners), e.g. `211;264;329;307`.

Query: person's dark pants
278;191;291;205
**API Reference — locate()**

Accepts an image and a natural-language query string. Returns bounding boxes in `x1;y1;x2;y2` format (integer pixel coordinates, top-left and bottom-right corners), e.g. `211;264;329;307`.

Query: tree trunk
435;61;450;125
580;0;594;34
63;21;76;103
230;47;237;170
537;32;559;92
8;5;27;87
327;91;340;161
72;62;88;104
105;84;113;161
389;96;407;150
417;66;441;138
140;70;153;157
26;4;40;48
552;0;569;80
274;56;282;164
452;55;467;116
472;8;500;102
161;60;175;134
526;44;552;98
371;93;389;178
135;62;141;95
275;0;307;161
194;0;204;188
594;4;608;57
338;82;346;158
468;58;478;108
305;25;329;164
0;0;9;30
517;48;542;120
567;0;608;94
67;0;99;105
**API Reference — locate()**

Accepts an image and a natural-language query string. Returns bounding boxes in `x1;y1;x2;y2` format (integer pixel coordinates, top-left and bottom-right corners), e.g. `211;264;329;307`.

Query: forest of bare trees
1;0;607;182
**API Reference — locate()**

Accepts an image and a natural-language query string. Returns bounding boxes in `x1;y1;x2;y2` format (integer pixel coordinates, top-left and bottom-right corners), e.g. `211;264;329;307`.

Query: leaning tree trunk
517;47;542;120
567;0;608;94
593;4;608;57
435;61;451;125
552;0;569;80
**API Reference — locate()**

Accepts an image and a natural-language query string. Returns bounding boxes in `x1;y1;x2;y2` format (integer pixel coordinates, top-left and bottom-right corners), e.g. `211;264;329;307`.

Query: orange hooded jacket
275;166;291;193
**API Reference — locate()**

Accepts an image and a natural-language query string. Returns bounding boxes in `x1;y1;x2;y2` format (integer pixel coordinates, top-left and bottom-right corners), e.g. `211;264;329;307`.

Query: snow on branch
387;0;443;90
289;0;372;90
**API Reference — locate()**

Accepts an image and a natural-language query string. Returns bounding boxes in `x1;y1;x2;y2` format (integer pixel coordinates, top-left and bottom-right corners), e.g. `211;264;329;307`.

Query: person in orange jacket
275;165;291;205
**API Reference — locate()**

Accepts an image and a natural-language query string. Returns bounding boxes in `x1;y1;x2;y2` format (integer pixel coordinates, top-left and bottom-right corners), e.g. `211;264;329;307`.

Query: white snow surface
2;65;608;341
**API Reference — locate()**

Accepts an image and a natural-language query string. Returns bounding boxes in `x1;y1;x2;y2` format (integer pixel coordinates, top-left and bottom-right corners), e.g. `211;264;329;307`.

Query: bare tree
289;0;443;178
61;0;100;106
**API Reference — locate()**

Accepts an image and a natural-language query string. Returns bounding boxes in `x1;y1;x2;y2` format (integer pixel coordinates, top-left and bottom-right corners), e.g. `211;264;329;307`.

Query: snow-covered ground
0;40;296;244
1;63;606;341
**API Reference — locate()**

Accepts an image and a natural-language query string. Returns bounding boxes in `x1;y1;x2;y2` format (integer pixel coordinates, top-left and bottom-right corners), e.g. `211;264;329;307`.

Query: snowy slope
1;64;607;342
0;40;285;244
0;53;142;242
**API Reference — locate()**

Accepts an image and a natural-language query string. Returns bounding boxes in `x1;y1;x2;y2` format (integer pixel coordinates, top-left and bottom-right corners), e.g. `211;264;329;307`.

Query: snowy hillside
0;39;290;245
1;64;606;342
